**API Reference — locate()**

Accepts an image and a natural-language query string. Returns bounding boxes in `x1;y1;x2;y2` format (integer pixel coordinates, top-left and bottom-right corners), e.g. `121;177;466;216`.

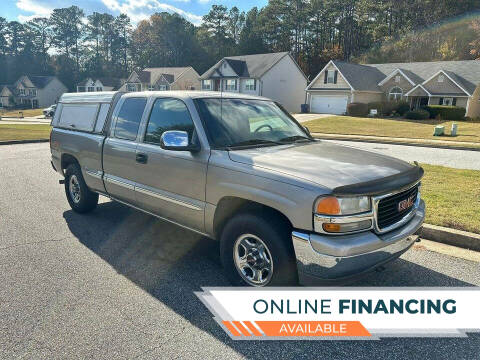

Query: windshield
194;98;311;149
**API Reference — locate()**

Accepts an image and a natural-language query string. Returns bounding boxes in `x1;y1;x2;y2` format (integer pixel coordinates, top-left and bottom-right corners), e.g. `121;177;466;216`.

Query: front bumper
292;200;425;283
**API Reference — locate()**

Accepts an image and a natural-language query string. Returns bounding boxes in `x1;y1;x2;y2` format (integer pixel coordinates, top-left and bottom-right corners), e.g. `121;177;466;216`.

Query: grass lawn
0;108;44;117
303;116;480;144
421;164;480;234
0;124;51;141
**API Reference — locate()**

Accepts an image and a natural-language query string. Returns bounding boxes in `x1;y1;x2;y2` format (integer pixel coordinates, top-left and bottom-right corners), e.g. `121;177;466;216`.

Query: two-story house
0;85;15;108
11;75;68;109
306;59;480;117
121;67;201;92
77;77;122;92
200;52;307;113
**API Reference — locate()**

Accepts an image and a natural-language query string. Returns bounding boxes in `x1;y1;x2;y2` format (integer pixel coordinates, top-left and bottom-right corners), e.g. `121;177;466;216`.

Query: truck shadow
63;201;480;360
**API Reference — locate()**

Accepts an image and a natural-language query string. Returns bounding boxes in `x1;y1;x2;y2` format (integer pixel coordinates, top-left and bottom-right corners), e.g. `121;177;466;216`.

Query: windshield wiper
225;139;284;149
278;135;314;143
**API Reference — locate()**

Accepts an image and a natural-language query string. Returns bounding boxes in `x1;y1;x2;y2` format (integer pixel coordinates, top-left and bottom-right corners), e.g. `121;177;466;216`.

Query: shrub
405;109;430;120
424;105;466;120
347;102;368;116
396;101;411;116
367;101;400;116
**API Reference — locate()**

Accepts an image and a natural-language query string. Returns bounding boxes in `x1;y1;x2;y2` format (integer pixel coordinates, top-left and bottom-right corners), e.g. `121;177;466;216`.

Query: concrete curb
0;139;49;146
312;133;480;152
419;224;480;252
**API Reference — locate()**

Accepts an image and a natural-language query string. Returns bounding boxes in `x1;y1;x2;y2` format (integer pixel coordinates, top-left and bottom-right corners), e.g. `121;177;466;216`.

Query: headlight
315;196;371;215
314;196;372;234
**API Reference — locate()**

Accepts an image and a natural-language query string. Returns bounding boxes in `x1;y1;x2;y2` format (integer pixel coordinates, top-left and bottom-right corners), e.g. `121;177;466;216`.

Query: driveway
292;113;332;123
1;143;480;360
326;140;480;170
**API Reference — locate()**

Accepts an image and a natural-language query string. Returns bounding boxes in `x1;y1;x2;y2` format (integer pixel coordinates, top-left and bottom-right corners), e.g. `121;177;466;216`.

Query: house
200;52;308;112
121;67;201;92
10;75;67;109
77;77;122;92
0;85;15;108
306;59;480;117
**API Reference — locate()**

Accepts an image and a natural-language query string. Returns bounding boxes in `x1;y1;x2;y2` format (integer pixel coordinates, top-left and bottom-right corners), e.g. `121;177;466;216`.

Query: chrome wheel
69;175;81;204
233;234;273;286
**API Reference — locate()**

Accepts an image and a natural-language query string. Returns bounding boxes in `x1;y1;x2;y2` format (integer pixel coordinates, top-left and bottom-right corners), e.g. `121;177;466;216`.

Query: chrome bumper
292;200;425;283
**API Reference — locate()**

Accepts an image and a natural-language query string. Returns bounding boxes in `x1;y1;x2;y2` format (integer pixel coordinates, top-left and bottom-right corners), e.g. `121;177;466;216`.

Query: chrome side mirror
160;130;200;152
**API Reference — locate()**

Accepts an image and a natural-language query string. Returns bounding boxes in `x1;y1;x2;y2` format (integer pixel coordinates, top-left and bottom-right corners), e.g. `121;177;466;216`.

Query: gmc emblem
398;195;415;212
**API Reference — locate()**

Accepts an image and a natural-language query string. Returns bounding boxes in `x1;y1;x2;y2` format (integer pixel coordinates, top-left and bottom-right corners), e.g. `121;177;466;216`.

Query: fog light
322;220;372;233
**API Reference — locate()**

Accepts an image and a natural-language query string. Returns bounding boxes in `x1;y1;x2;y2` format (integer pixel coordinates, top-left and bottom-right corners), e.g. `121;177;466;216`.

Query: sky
3;0;268;25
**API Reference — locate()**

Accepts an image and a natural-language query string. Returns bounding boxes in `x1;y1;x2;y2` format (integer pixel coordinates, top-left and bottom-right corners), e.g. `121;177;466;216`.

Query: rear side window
114;98;147;141
144;98;195;144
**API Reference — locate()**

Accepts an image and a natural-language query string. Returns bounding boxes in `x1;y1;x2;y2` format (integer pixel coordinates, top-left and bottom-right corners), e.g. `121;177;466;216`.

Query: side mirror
160;130;200;152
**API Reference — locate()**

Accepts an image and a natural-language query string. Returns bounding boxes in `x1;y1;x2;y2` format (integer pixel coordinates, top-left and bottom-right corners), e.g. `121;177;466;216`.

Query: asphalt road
1;143;480;360
326;139;480;170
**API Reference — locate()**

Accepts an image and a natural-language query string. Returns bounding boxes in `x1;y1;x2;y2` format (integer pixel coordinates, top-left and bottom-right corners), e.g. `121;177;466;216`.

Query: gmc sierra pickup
50;91;425;286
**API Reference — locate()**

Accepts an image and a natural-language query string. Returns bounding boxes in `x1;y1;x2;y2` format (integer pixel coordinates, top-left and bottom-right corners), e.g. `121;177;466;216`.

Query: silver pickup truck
50;91;425;286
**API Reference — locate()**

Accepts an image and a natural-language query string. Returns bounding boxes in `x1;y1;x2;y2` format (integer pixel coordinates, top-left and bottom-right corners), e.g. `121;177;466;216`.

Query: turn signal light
315;197;340;215
322;223;341;232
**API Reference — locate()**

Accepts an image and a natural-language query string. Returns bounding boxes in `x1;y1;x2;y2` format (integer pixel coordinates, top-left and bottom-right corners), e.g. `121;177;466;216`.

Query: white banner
196;287;480;340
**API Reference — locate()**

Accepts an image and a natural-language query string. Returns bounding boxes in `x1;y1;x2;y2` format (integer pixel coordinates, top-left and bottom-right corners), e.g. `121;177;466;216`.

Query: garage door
310;95;348;115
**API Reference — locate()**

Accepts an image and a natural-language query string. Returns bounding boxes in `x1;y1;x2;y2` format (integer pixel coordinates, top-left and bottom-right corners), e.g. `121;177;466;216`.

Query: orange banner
223;321;371;337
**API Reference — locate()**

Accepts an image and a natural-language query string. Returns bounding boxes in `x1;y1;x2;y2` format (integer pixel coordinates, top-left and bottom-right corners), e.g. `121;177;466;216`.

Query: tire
220;212;298;287
64;163;98;213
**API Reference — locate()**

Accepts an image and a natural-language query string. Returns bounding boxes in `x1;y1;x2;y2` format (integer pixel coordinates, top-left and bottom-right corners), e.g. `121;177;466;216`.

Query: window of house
327;70;335;84
114;97;147;141
438;75;444;83
441;97;454;106
158;85;167;91
77;86;86;92
395;75;401;83
225;79;237;91
96;87;102;91
147;85;155;91
88;86;95;92
389;87;403;101
19;88;25;96
245;79;256;91
127;83;137;92
29;89;37;96
223;62;227;69
202;80;212;90
144;98;195;145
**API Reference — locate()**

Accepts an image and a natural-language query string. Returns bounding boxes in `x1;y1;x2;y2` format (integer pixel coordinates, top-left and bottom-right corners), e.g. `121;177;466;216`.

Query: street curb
312;134;480;152
0;139;49;146
419;224;480;252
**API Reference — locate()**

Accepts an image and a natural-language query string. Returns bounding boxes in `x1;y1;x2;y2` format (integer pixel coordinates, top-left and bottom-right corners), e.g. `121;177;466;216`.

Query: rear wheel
220;212;298;287
64;164;98;213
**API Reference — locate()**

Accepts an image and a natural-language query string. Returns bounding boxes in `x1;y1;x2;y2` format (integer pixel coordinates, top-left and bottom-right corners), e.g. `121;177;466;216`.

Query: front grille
377;184;419;230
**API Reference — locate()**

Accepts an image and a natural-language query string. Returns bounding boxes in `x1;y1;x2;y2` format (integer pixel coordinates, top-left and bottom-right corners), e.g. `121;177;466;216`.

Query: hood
228;141;414;191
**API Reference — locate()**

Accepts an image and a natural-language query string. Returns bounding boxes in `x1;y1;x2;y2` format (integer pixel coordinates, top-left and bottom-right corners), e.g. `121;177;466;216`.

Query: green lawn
421;164;480;234
303;116;480;144
0;108;44;117
0;124;51;141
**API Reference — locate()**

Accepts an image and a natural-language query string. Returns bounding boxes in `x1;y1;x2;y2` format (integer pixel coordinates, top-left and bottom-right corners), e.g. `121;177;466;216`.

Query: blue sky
3;0;267;25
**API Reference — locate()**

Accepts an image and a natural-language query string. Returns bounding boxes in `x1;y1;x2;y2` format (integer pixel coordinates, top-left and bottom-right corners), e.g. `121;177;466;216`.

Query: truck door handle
136;153;148;164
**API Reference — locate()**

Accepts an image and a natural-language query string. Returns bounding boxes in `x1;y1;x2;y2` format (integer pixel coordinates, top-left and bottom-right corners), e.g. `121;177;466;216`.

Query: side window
114;97;147;141
145;98;195;145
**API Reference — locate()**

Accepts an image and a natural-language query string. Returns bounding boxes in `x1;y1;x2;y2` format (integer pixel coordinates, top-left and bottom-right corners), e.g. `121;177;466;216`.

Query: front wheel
64;164;98;213
220;213;298;287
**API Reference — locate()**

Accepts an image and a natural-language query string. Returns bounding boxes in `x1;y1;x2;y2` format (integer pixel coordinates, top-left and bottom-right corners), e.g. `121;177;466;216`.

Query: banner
196;287;480;340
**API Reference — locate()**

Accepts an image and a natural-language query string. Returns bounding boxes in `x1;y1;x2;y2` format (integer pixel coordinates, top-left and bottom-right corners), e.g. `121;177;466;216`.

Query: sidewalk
311;132;480;151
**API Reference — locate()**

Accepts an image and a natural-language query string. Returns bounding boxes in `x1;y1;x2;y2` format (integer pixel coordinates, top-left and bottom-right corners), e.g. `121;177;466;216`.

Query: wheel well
213;197;292;239
61;154;79;171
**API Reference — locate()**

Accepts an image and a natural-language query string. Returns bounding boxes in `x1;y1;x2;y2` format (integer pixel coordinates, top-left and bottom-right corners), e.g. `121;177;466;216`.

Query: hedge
424;105;466;120
347;102;369;116
405;109;430;120
367;101;407;116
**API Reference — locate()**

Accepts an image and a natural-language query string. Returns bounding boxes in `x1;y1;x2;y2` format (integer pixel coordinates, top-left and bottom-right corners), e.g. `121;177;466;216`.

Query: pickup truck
50;91;425;286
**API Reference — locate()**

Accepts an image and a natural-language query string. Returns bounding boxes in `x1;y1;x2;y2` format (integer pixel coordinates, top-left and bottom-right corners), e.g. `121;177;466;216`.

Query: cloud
16;0;54;21
101;0;203;24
